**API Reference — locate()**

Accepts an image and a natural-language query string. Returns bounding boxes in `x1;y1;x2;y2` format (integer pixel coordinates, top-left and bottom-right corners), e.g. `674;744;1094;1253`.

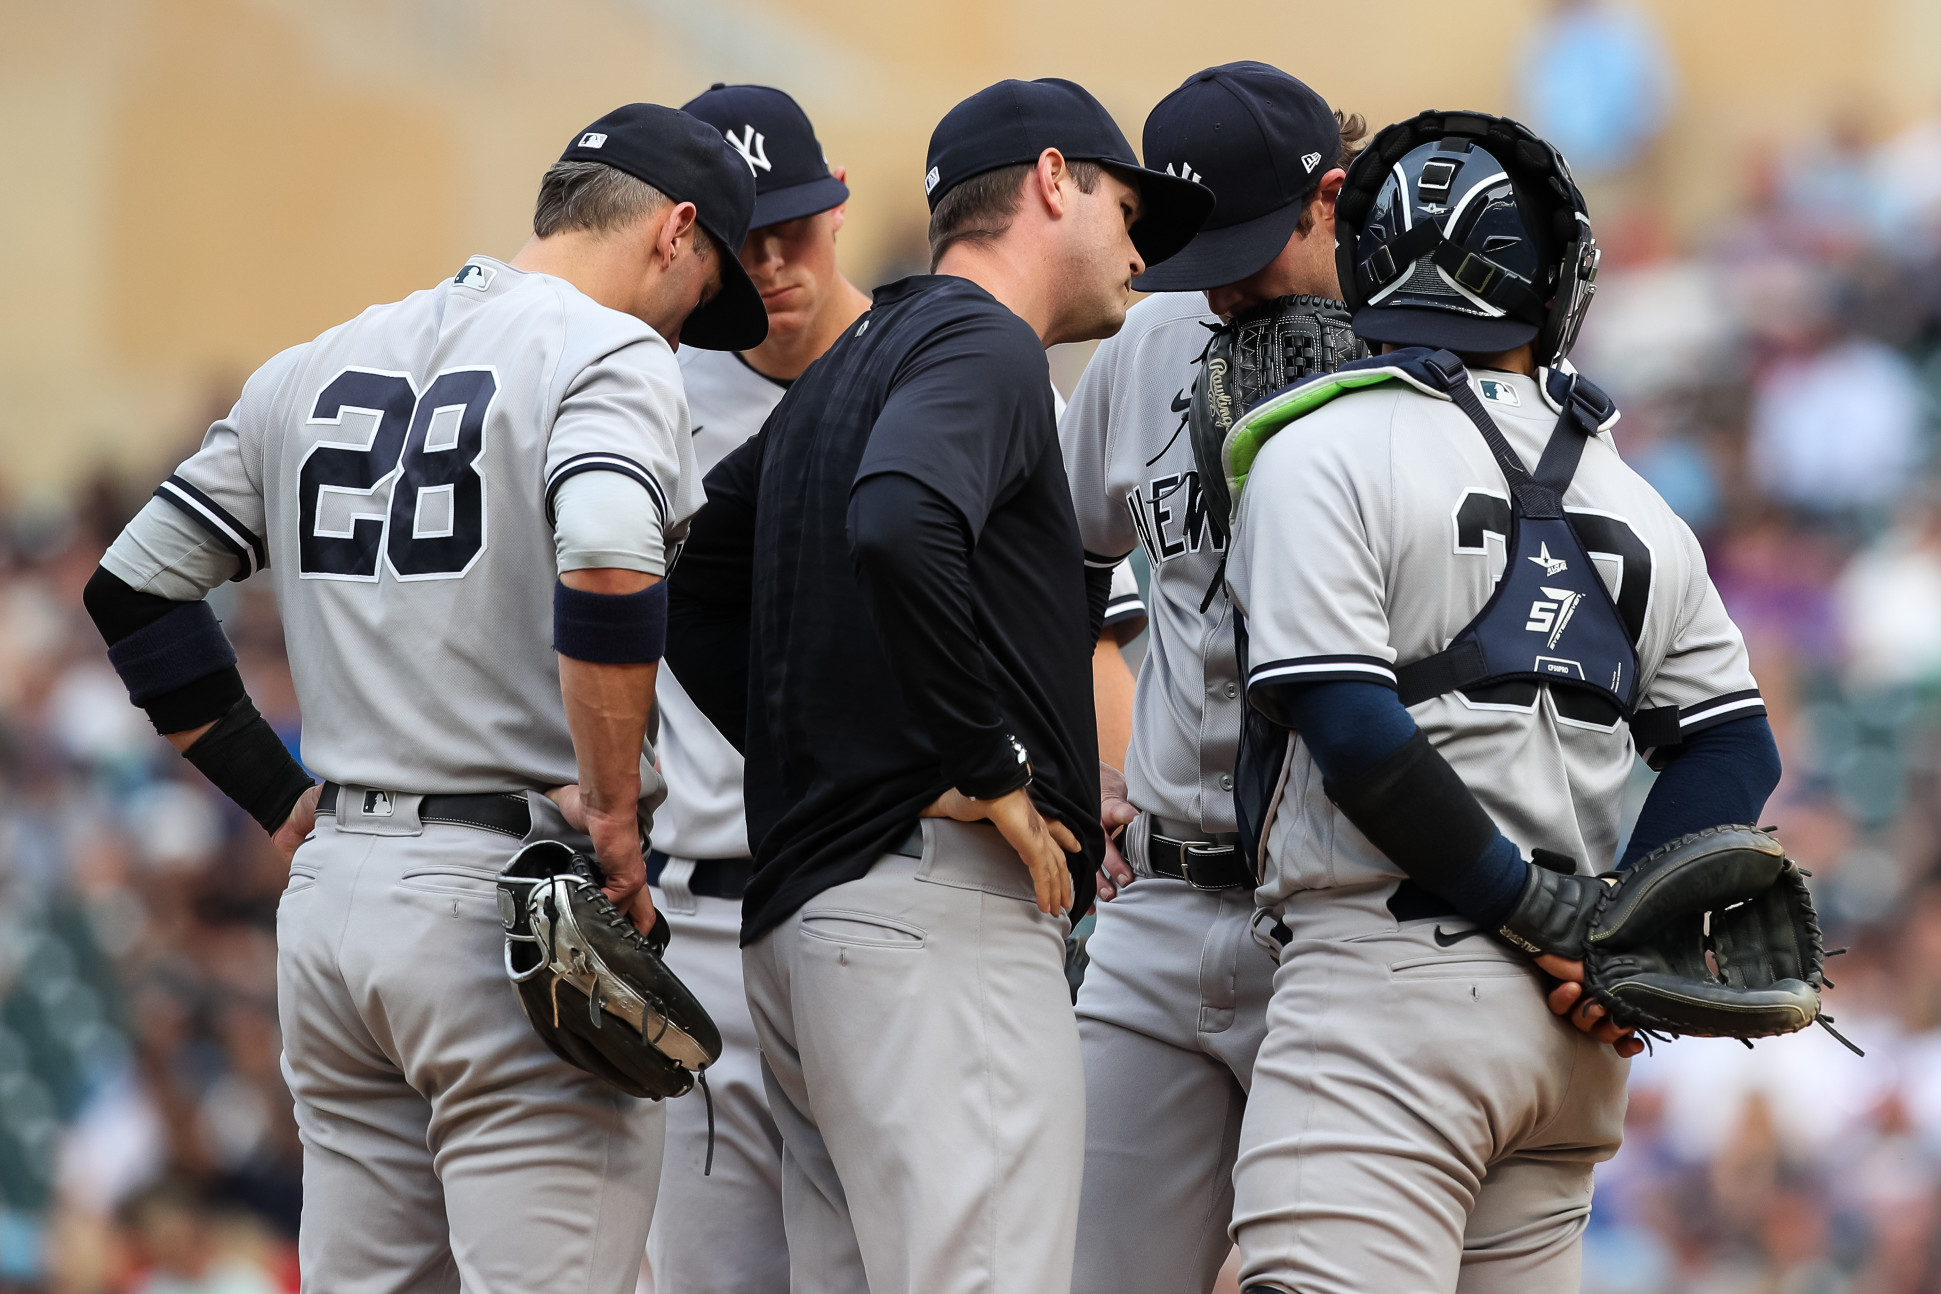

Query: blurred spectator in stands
1836;486;1941;689
1516;0;1674;177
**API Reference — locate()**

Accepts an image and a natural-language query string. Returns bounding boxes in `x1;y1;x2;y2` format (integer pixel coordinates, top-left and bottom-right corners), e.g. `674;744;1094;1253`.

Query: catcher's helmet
1337;111;1599;365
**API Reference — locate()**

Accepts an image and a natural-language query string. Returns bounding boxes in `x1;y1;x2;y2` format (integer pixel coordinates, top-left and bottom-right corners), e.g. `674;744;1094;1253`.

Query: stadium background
4;0;1941;1290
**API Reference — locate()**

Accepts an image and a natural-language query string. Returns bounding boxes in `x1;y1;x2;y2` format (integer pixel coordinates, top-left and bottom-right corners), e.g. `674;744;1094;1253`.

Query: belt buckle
1180;842;1238;891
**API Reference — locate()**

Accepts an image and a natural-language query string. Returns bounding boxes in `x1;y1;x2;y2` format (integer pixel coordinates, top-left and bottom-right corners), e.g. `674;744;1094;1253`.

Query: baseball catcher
499;840;723;1101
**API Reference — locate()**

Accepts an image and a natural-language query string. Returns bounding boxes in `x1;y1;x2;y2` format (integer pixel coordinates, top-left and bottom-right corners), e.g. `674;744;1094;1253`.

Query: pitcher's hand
924;786;1079;914
1096;762;1138;901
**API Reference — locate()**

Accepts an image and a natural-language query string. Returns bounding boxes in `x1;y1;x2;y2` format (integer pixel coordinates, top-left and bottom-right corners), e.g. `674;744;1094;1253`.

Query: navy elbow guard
182;697;316;834
101;596;248;733
555;579;668;664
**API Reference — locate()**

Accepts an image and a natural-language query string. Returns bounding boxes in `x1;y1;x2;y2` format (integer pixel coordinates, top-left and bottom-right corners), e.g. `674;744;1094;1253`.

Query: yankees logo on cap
683;83;851;229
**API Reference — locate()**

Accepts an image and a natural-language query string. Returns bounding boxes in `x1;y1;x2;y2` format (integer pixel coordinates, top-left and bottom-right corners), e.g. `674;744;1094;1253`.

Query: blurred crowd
12;69;1941;1294
0;478;302;1294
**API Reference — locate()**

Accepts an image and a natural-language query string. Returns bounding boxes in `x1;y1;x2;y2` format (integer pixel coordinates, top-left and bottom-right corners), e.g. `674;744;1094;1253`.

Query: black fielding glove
1493;849;1608;960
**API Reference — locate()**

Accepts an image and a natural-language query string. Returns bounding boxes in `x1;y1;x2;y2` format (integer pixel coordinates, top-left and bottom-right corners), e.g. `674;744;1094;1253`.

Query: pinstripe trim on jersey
544;453;669;527
1676;689;1766;735
1103;593;1146;628
1247;654;1399;689
154;475;267;578
1084;548;1130;570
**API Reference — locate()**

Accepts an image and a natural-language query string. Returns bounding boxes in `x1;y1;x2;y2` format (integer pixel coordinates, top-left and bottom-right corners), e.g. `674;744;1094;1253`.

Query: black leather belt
318;783;532;839
1145;816;1252;890
646;849;757;900
1387;879;1460;923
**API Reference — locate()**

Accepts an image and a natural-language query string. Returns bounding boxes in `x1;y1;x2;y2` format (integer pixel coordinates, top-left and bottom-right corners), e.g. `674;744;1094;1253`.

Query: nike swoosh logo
1170;389;1191;413
1433;926;1485;947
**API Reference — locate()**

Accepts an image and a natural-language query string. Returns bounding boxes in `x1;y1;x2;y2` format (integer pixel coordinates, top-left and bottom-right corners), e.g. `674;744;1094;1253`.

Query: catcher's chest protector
1319;349;1677;743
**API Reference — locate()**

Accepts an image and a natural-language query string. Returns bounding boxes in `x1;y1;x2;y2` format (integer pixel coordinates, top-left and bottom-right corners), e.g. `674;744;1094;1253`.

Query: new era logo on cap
578;132;608;149
1302;150;1322;172
925;165;941;195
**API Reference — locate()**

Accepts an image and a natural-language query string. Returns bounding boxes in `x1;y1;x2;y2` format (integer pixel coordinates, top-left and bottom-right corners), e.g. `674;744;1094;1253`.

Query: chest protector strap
1388;351;1679;748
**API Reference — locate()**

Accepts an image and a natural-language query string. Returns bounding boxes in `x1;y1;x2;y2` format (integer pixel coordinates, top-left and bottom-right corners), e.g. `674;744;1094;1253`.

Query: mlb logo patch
1479;378;1520;406
925;165;941;195
454;262;496;291
579;132;608;149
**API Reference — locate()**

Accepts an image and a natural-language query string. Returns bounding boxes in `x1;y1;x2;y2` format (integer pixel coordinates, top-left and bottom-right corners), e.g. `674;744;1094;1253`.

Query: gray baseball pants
646;878;787;1294
1232;883;1628;1294
741;818;1085;1294
1071;863;1277;1294
277;806;664;1294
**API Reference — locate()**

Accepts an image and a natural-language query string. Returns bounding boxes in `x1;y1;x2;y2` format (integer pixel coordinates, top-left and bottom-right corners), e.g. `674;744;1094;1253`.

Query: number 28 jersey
109;256;701;793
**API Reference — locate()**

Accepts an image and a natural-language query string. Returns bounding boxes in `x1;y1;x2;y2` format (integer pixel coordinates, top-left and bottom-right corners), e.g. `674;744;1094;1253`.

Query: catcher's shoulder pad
1587;824;1786;952
1222;347;1453;511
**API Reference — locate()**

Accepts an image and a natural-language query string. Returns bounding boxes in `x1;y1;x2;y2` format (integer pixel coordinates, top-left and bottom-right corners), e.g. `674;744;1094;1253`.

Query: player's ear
1033;149;1071;218
656;201;701;269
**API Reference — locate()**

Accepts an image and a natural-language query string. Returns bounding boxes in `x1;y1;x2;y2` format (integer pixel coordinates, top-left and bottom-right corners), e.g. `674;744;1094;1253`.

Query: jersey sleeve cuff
544;453;669;528
1248;654;1399;691
1668;689;1767;737
154;475;267;579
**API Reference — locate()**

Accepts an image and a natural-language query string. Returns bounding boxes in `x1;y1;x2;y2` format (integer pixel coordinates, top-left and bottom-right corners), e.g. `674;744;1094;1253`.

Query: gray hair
532;161;716;258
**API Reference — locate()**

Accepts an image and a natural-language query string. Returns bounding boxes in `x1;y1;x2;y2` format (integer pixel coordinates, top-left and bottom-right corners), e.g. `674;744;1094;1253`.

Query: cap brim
1132;199;1307;293
1350;305;1537;356
1099;163;1215;268
751;175;850;230
680;230;770;351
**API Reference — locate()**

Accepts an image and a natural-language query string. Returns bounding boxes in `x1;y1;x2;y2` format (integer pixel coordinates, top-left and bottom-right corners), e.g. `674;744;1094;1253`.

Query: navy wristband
554;579;668;664
106;599;237;705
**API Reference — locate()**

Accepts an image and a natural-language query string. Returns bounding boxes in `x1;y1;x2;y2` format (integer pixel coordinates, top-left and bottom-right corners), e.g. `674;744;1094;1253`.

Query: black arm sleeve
1620;714;1783;866
665;435;761;753
83;566;311;832
83;566;245;733
847;471;1031;800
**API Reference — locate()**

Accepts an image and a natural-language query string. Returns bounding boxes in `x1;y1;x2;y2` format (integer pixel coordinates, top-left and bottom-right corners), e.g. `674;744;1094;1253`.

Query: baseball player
665;78;1211;1294
642;82;869;1294
1059;63;1362;1294
1221;111;1784;1291
82;105;765;1294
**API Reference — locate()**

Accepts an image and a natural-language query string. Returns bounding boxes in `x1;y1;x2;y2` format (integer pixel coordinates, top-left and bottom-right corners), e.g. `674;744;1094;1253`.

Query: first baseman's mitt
498;840;722;1100
1497;826;1858;1050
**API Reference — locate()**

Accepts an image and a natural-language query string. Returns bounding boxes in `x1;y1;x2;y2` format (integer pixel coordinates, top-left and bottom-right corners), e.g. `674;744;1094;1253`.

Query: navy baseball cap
681;83;852;229
558;103;768;350
925;78;1213;267
1134;63;1342;292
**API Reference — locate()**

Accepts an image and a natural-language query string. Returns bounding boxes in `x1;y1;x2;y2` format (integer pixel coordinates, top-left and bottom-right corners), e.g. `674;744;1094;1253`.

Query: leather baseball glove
498;840;722;1100
1495;825;1859;1051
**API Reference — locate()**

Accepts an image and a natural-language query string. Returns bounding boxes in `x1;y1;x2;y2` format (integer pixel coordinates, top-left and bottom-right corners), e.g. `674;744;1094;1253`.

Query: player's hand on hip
271;784;322;867
545;783;588;831
585;805;658;933
1095;761;1137;901
923;786;1079;915
1535;954;1644;1058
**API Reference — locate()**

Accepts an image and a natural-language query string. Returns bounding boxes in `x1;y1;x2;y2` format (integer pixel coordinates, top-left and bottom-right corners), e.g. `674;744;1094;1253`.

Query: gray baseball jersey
653;347;792;860
1061;291;1239;831
1229;367;1764;906
100;254;700;793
